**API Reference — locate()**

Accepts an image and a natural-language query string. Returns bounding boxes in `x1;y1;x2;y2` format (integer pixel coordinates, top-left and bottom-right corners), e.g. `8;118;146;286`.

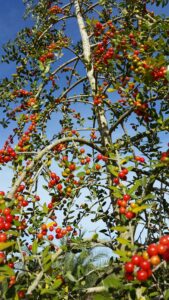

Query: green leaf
14;293;19;300
165;289;169;300
76;172;85;178
109;186;122;198
32;239;38;254
107;88;116;93
107;165;118;176
43;203;48;213
113;249;129;259
128;179;142;194
143;193;154;200
0;241;15;251
166;67;169;81
0;265;15;276
116;237;131;246
93;293;112;300
53;279;63;289
111;226;127;232
44;63;51;74
41;289;56;295
103;274;121;289
65;271;77;282
132;204;149;213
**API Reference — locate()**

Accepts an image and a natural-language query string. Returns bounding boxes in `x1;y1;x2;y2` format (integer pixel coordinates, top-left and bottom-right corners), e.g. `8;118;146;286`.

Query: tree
0;0;169;299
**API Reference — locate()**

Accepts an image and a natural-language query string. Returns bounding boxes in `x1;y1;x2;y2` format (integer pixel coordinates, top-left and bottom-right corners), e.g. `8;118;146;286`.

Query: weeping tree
0;0;169;299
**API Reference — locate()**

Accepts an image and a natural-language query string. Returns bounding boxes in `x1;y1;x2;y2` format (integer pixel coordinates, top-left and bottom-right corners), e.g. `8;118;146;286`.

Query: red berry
125;211;135;219
125;273;134;281
136;269;148;281
131;255;142;266
159;235;169;247
97;154;103;160
157;243;167;255
123;194;131;202
140;259;151;271
147;244;158;257
124;262;134;273
119;207;126;214
113;178;119;185
0;233;7;242
57;184;63;191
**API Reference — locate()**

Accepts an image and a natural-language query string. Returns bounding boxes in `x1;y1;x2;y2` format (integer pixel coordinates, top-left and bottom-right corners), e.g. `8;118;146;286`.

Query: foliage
0;0;169;299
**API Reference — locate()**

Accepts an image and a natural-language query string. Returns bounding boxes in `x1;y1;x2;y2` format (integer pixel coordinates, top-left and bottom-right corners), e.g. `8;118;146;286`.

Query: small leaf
76;172;85;178
166;66;169;81
107;88;116;92
113;249;128;258
41;289;56;295
103;274;121;289
108;165;118;176
111;226;127;232
0;242;15;251
0;265;15;276
128;179;142;194
132;204;149;213
53;279;63;289
165;289;169;300
116;237;131;246
66;271;77;282
32;239;38;254
93;293;112;300
43;203;48;213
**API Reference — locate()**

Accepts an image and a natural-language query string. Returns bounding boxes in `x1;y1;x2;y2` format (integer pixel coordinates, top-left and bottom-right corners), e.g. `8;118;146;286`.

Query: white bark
74;0;111;148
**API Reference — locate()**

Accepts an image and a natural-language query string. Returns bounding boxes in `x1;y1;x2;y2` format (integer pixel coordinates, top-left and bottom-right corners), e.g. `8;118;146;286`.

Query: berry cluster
117;194;136;220
37;223;73;240
134;156;145;163
0;145;17;164
151;66;166;80
39;52;55;63
13;89;33;97
133;100;149;121
48;5;63;14
125;235;169;282
48;172;61;189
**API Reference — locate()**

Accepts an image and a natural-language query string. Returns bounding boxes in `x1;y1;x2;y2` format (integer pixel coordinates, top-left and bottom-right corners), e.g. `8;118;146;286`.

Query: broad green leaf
108;165;118;176
107;88;116;92
103;274;121;289
143;193;154;200
0;241;15;251
166;66;169;81
66;271;77;282
128;179;142;194
109;186;122;198
76;172;85;178
41;289;57;295
0;265;15;276
113;249;129;258
43;203;48;213
53;279;63;289
93;293;113;300
165;289;169;300
0;275;6;282
14;293;19;300
116;237;131;246
111;226;127;232
132;204;149;213
43;262;52;272
43;254;51;265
